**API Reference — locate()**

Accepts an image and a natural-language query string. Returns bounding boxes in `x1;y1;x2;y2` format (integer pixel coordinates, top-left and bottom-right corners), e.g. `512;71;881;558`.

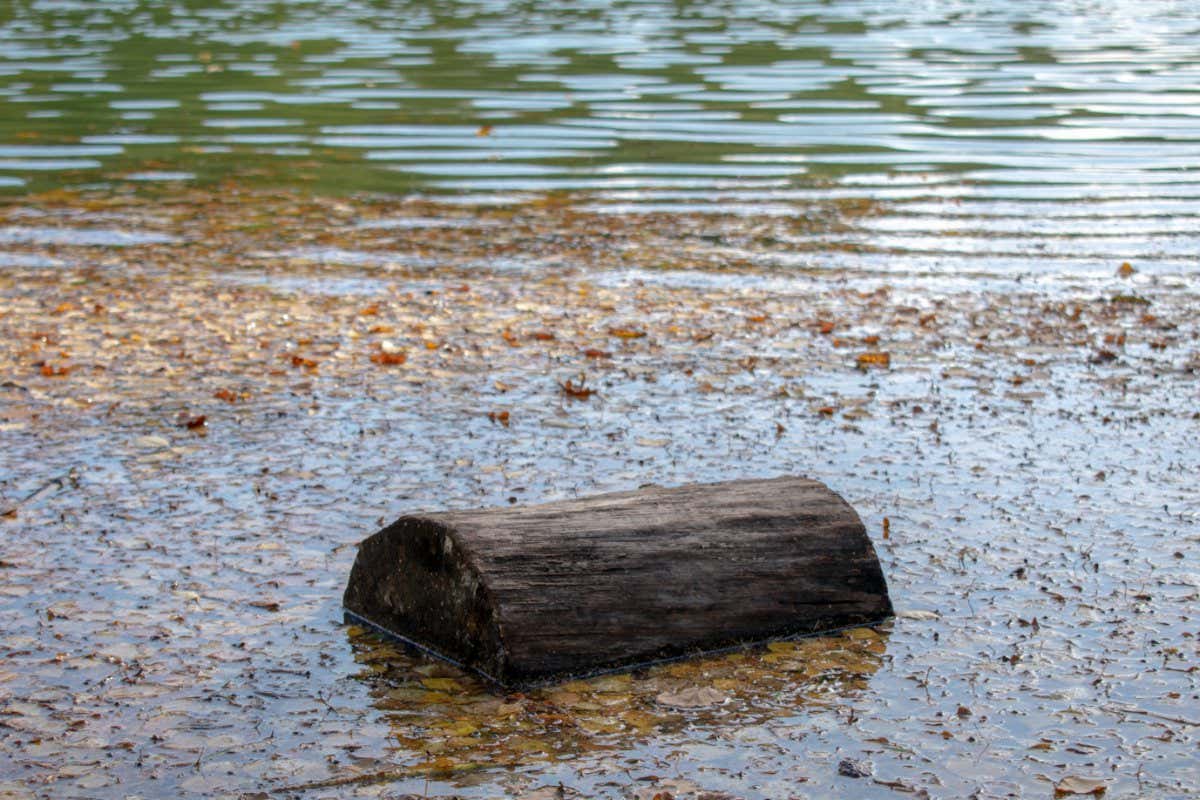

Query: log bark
343;476;892;688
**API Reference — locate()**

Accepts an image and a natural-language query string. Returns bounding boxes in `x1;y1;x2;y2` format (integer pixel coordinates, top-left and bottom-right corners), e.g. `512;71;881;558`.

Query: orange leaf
608;327;646;339
358;303;380;316
531;331;555;341
856;352;890;369
747;314;768;324
582;348;611;359
476;124;493;137
560;375;596;400
370;351;407;366
817;320;836;335
488;410;510;426
289;355;319;370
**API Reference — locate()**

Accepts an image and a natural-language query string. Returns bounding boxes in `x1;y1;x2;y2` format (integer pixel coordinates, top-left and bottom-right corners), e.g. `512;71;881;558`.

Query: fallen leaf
560;375;596;400
289;354;318;370
856;351;891;369
370;351;407;366
608;327;646;339
837;758;873;778
213;388;248;403
1054;776;1107;796
897;609;940;621
655;686;728;709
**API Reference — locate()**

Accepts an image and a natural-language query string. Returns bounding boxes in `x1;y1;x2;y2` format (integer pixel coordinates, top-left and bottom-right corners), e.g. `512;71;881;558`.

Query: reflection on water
341;623;887;793
2;1;1198;197
3;0;1198;280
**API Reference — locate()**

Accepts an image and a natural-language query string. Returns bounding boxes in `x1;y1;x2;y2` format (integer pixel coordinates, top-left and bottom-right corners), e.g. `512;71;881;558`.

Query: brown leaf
370;351;407;366
39;363;71;377
289;354;318;370
560;375;596;400
608;327;646;339
1054;776;1107;796
856;352;891;369
655;686;728;709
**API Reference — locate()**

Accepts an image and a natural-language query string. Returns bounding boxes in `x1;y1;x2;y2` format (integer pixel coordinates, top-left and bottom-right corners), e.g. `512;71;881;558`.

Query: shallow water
0;190;1198;799
1;2;1199;799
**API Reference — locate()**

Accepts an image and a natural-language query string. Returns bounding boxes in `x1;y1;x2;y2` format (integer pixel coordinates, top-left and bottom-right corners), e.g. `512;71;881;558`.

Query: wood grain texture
344;476;892;687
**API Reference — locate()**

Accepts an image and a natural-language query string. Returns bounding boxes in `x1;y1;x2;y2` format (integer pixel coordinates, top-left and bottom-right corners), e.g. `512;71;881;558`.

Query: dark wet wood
344;476;892;688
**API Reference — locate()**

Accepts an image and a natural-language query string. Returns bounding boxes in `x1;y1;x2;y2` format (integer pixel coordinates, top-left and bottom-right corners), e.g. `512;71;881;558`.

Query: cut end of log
344;476;892;688
343;517;506;678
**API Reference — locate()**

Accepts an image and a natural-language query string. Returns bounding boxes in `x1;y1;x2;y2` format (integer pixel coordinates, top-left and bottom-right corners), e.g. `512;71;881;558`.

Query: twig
272;767;413;793
0;469;78;517
1101;703;1200;728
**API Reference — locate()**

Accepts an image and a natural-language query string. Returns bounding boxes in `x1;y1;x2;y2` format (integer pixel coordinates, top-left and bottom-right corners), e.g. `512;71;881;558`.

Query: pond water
1;2;1199;800
4;0;1199;285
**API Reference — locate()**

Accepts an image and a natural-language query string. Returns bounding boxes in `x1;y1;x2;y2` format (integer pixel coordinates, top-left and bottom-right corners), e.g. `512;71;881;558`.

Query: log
343;476;892;688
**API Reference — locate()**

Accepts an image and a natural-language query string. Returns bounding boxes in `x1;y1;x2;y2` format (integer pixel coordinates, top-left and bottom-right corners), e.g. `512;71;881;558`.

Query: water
4;1;1198;281
2;3;1199;799
2;2;1198;196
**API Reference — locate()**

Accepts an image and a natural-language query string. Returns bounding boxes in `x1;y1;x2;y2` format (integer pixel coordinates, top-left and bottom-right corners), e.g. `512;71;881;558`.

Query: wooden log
343;476;892;688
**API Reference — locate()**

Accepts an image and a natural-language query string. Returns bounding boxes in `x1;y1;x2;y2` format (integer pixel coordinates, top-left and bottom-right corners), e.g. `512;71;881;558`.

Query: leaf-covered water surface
0;188;1197;799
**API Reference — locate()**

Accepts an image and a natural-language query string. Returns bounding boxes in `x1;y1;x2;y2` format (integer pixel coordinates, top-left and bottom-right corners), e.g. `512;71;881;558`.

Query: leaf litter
0;186;1197;799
